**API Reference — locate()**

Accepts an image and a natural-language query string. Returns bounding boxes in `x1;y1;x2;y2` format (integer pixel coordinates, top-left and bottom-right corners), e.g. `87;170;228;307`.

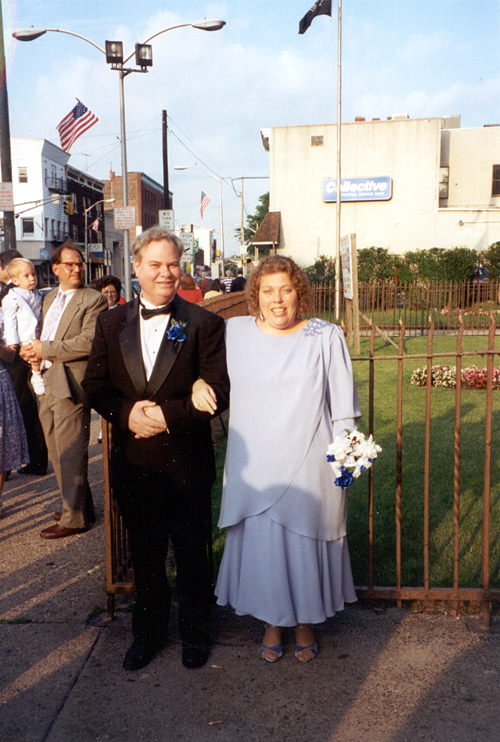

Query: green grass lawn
211;334;500;591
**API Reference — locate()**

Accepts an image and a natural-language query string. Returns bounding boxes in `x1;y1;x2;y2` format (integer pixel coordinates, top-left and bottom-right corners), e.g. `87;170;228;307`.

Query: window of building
72;225;79;241
492;165;500;197
18;166;28;183
22;218;34;236
439;167;449;203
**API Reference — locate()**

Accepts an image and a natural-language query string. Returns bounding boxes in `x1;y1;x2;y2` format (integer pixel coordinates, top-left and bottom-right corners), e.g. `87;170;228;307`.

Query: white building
261;115;500;266
5;138;70;263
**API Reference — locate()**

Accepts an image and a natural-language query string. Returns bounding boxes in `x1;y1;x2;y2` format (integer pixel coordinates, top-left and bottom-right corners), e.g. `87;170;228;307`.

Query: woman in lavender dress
193;256;361;663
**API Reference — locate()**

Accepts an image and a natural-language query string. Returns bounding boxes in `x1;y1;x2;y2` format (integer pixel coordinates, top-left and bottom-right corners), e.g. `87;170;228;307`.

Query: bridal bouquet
326;430;382;489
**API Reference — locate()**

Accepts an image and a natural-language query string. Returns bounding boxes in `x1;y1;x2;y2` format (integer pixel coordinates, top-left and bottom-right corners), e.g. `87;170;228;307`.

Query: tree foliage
480;242;500;280
235;192;270;258
304;255;336;284
349;245;484;284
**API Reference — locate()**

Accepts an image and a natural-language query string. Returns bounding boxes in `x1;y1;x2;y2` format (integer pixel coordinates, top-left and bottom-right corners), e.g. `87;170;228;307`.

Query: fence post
395;319;405;604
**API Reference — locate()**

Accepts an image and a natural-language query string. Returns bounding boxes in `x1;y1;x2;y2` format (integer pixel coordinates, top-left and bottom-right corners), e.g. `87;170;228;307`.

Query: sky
3;0;500;257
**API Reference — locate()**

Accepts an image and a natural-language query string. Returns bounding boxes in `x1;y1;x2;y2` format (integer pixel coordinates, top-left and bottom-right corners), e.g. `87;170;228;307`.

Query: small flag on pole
91;219;100;233
299;0;332;34
200;191;211;218
57;100;98;153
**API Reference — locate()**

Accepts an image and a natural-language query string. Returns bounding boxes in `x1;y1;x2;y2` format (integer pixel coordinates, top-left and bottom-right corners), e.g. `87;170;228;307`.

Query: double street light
13;19;226;299
174;165;225;277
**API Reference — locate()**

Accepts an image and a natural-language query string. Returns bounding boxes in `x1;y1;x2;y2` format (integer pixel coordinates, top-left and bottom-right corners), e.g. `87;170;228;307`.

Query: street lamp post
174;165;225;277
84;197;115;285
13;19;226;299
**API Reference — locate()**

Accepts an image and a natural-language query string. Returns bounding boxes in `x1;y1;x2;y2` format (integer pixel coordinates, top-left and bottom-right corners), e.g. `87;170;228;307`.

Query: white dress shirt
139;294;171;381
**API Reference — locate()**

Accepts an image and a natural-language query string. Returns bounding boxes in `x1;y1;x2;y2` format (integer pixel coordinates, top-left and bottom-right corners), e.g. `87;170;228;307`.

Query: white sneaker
31;371;46;396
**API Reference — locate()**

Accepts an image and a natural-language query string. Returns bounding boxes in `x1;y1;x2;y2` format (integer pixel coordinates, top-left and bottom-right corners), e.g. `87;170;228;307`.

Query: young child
2;258;45;395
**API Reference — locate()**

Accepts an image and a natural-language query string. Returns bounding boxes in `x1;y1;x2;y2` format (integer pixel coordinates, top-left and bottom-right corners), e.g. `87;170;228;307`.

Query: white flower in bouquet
326;430;382;490
326;436;351;462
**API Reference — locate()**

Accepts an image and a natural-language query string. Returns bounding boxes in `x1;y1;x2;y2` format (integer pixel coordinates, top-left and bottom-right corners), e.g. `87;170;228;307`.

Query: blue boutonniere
167;319;187;342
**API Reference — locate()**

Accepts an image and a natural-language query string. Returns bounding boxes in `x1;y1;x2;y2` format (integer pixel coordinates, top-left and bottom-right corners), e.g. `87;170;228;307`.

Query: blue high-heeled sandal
294;641;318;663
260;625;283;663
295;625;318;663
260;642;284;663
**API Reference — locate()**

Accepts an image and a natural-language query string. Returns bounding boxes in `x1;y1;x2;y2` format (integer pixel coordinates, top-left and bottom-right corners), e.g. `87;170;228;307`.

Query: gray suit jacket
41;287;107;403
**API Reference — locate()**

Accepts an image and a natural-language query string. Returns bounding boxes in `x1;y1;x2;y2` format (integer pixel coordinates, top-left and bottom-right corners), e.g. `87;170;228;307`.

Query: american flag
57;100;98;153
200;191;211;218
91;219;100;233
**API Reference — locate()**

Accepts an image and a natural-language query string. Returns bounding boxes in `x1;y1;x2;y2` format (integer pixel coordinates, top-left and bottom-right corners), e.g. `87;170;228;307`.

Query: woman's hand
192;378;217;414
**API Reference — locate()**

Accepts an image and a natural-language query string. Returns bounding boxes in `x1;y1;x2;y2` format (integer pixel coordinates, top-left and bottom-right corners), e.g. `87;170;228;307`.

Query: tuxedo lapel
146;295;188;397
119;299;148;396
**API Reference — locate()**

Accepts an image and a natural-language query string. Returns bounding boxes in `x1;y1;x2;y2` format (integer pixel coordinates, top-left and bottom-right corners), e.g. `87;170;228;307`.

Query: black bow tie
140;302;172;320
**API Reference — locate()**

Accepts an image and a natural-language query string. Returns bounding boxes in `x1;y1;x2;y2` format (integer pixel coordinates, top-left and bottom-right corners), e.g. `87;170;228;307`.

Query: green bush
480;242;500;280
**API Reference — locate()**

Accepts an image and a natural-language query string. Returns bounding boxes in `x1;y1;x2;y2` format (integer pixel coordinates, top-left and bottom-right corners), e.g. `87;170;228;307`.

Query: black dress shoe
123;641;162;671
18;464;47;476
182;643;209;669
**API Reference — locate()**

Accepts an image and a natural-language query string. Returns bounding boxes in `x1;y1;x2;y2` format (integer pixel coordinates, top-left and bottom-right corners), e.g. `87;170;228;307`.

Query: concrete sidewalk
1;420;499;742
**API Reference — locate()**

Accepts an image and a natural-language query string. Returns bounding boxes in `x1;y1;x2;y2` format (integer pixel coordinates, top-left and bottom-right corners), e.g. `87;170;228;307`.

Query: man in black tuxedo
83;227;229;671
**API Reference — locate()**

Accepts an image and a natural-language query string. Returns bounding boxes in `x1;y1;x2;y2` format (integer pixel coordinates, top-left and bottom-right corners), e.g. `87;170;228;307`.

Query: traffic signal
63;199;73;216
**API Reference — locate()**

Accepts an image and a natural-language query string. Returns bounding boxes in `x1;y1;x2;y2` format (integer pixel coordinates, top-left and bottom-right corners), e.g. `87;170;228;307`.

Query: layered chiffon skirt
215;512;357;627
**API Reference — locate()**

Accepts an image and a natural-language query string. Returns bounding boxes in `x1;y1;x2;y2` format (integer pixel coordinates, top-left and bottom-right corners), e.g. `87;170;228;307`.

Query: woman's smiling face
258;272;299;333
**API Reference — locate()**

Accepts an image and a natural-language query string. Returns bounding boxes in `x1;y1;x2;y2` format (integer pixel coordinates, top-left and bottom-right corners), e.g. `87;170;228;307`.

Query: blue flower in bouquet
167;320;187;342
334;468;355;490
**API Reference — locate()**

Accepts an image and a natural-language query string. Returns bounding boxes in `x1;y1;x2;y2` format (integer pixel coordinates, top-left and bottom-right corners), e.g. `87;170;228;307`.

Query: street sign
88;243;103;256
178;232;194;250
114;207;136;230
158;209;175;230
0;183;14;211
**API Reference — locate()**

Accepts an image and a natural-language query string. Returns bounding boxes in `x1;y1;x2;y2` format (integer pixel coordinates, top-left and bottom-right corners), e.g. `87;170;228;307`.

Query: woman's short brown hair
245;255;312;317
180;273;196;290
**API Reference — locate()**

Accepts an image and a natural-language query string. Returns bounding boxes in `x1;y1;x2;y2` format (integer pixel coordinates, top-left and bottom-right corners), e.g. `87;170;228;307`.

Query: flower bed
411;364;500;390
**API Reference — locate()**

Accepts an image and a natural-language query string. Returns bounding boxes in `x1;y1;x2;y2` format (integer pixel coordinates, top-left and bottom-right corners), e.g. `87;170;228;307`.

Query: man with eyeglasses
21;241;107;538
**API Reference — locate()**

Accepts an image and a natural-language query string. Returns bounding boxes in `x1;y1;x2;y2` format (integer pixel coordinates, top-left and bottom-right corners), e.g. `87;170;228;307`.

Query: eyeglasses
102;289;118;295
59;261;85;271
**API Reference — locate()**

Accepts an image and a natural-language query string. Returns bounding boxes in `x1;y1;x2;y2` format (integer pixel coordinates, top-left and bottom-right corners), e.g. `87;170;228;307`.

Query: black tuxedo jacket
82;295;229;491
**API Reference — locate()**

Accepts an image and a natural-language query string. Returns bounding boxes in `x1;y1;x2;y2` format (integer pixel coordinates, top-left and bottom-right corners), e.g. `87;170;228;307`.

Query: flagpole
334;0;342;322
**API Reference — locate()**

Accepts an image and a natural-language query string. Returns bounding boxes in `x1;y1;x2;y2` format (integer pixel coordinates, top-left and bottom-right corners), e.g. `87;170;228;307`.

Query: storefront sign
323;177;392;202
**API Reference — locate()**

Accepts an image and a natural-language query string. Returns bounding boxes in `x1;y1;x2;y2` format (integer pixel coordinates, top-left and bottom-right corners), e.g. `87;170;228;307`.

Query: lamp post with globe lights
13;19;226;299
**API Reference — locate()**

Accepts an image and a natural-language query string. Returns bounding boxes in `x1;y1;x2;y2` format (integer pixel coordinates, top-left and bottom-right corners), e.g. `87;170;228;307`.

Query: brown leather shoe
40;524;87;539
54;512;62;521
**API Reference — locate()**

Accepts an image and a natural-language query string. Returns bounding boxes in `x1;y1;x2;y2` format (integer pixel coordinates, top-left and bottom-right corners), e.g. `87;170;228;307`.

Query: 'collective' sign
323;177;392;202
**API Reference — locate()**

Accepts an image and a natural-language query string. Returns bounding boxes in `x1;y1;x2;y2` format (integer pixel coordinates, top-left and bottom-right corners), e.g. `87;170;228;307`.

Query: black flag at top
298;0;332;34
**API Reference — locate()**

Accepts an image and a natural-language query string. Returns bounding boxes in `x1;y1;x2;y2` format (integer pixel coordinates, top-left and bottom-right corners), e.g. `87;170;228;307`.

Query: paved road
1;417;499;741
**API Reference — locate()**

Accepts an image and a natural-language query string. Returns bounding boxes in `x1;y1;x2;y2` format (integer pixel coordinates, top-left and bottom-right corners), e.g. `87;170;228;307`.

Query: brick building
103;171;170;241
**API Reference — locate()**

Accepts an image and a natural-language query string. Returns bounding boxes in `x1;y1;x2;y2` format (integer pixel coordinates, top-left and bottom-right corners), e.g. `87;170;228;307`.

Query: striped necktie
41;291;67;341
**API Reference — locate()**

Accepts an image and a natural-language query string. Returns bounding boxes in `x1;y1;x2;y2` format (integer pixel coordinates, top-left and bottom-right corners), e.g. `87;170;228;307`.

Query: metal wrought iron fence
312;280;500;336
352;316;499;626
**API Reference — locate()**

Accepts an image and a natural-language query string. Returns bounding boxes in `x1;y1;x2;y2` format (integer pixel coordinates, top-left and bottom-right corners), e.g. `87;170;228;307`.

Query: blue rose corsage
167;320;187;342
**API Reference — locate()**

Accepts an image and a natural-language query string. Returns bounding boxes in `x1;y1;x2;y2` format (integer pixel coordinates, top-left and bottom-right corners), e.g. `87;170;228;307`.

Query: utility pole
162;110;172;210
0;0;16;250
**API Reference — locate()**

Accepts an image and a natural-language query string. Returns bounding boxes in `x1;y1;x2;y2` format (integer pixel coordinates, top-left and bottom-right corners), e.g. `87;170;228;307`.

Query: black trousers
113;465;214;649
7;356;48;472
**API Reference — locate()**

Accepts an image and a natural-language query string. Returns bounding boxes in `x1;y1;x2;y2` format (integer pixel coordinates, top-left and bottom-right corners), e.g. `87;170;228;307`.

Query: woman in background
203;279;222;300
0;335;29;509
178;274;203;304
